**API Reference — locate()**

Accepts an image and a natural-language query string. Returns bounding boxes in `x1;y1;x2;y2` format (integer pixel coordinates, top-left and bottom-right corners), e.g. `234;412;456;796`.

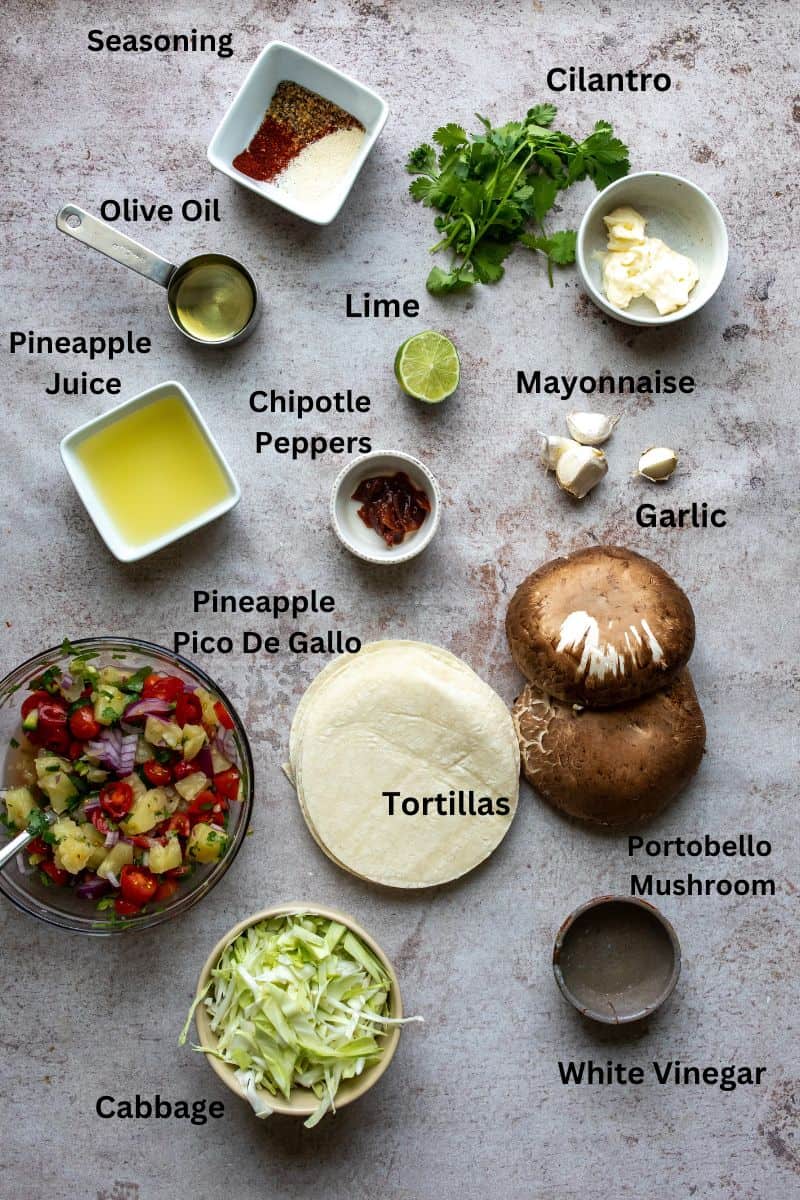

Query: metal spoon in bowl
0;808;55;871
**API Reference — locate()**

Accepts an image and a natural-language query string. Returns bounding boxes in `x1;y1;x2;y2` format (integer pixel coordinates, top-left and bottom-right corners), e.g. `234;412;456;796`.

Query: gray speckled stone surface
1;2;798;1198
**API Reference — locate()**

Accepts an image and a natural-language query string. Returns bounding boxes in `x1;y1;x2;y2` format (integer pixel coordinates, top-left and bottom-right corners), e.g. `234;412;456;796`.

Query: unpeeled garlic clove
565;411;619;446
638;446;678;482
539;433;576;470
556;444;608;499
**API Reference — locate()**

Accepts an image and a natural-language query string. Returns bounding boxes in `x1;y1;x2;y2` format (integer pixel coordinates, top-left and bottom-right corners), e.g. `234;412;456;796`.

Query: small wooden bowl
193;904;403;1120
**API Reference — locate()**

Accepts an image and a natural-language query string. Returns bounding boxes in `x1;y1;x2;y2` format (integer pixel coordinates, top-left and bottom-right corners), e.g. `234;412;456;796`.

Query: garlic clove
565;411;619;446
539;433;577;470
555;444;608;499
638;446;678;482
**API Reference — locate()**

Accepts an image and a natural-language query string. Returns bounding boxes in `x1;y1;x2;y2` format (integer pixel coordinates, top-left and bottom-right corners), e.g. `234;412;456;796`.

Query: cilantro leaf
406;143;437;174
544;229;577;264
520;229;577;284
529;174;559;222
432;123;468;152
27;809;50;838
426;265;474;294
408;177;435;202
578;122;631;189
471;239;514;284
527;103;557;128
120;666;151;695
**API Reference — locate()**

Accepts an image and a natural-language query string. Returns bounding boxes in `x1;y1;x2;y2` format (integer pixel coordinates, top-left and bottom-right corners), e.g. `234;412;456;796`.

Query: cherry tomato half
90;808;112;836
69;705;100;741
21;690;52;719
187;790;218;818
99;781;134;821
153;879;180;903
114;897;142;917
165;814;191;839
26;696;70;754
142;673;184;703
119;864;158;906
214;767;240;803
214;701;234;731
172;760;196;782
129;834;158;849
41;860;68;886
142;760;172;787
174;693;202;726
165;864;193;879
27;836;49;857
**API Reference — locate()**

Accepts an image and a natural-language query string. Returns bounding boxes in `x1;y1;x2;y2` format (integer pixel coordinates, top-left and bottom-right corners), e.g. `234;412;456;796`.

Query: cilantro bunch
406;104;630;294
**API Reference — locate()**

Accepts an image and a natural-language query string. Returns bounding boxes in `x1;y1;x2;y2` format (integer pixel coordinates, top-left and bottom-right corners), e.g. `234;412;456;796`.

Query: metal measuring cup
56;203;261;346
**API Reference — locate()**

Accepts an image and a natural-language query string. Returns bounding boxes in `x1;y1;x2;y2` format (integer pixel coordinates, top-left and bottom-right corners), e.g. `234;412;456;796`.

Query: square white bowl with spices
208;42;389;225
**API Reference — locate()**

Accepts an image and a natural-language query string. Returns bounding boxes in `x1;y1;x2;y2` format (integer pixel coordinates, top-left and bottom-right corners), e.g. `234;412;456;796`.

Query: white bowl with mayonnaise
576;172;728;326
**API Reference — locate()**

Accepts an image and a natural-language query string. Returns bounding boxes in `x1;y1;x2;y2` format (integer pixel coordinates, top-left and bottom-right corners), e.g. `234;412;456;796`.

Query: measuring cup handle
56;204;176;289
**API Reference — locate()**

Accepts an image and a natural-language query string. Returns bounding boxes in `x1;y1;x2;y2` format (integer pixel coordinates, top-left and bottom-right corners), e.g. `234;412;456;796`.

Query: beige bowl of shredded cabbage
182;904;416;1127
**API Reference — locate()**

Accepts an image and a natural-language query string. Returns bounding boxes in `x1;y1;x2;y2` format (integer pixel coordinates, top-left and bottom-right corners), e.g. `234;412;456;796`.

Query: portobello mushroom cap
506;546;695;706
512;670;706;827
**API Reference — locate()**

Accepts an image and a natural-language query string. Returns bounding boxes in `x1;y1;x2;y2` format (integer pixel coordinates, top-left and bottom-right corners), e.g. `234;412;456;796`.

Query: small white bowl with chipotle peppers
331;450;441;565
208;42;388;225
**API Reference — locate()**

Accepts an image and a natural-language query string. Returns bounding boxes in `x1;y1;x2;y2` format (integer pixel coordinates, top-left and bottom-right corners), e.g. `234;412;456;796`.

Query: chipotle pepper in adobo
352;472;431;547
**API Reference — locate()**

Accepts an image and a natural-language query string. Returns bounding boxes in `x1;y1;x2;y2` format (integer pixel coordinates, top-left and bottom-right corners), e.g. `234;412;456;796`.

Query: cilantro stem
456;146;536;277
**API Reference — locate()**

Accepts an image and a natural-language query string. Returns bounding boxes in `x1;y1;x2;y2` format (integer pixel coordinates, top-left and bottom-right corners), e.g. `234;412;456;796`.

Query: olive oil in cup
171;256;256;342
56;205;261;346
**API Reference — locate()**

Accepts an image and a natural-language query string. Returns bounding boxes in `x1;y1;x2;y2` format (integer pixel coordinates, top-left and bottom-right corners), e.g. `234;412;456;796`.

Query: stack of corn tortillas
286;641;519;888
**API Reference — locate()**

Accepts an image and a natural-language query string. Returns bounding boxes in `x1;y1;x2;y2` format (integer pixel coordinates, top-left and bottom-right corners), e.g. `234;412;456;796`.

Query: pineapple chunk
120;786;173;835
93;684;128;726
181;724;207;762
174;771;208;801
34;755;78;812
52;818;104;847
210;746;232;774
98;666;130;686
148;838;183;873
193;687;220;728
144;716;183;750
79;823;105;847
86;844;108;870
4;786;39;830
55;837;92;874
120;771;147;800
187;822;228;863
97;841;133;880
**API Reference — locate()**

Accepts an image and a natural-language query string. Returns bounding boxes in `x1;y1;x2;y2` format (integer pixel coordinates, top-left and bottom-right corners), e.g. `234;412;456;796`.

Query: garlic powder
276;128;365;210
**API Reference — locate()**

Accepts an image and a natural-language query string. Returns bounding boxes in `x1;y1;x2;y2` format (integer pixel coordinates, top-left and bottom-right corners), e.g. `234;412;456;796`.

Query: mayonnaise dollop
601;206;699;315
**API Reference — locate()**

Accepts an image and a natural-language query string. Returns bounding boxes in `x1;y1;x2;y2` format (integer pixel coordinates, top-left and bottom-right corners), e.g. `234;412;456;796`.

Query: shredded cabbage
181;913;420;1128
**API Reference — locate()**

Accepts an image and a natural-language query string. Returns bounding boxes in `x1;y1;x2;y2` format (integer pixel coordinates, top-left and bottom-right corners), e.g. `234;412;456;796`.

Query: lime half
394;331;460;403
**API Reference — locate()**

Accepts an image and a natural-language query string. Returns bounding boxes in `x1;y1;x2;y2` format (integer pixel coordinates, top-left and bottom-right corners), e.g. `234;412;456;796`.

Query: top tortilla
289;642;519;888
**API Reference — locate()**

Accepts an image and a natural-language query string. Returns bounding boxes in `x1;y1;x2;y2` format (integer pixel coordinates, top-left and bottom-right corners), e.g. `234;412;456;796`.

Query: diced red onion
85;728;137;777
104;830;119;848
214;728;238;765
75;874;111;901
105;870;120;889
16;851;36;876
117;734;138;777
123;697;172;720
61;672;74;689
194;745;214;777
86;728;123;769
83;799;102;816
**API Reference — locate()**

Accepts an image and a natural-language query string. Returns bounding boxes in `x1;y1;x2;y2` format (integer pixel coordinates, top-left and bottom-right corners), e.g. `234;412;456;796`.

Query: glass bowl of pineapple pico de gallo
0;638;254;934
